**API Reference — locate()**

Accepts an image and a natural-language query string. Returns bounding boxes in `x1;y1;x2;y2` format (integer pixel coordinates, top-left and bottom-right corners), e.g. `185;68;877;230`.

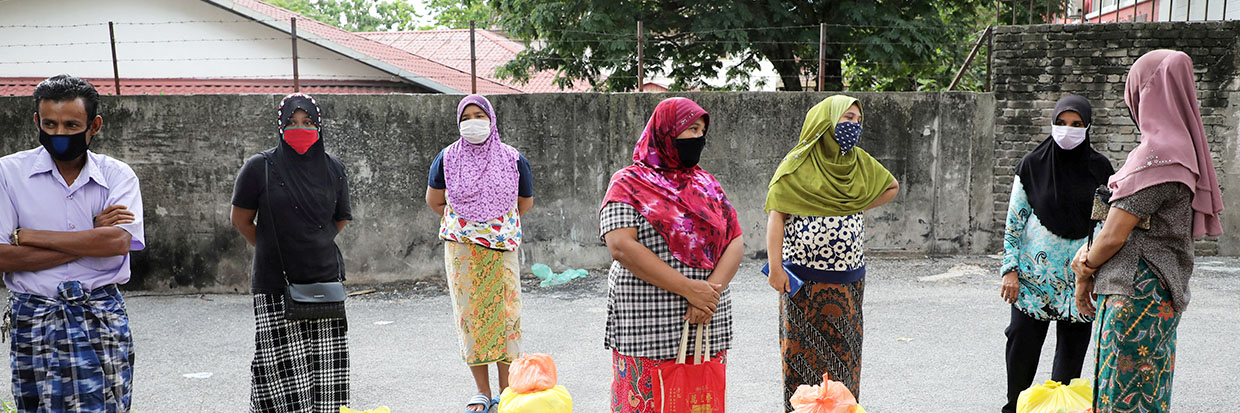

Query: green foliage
420;0;497;30
490;0;1066;92
268;0;420;32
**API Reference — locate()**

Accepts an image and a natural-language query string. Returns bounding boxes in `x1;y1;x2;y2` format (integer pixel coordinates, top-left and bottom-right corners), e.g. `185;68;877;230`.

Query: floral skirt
1093;259;1180;413
780;278;865;410
609;349;727;413
445;241;522;366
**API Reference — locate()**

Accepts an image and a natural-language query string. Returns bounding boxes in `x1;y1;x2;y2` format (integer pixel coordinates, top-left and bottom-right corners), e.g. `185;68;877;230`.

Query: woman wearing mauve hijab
999;95;1113;413
1072;50;1224;413
231;93;353;412
425;94;534;412
600;97;743;413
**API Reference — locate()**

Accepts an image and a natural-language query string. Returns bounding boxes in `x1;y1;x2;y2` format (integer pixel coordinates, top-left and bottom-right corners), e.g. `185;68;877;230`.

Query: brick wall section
992;21;1239;255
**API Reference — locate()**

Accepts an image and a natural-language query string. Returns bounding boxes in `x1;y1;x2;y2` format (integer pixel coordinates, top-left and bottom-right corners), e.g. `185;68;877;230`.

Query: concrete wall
0;92;995;291
991;21;1240;255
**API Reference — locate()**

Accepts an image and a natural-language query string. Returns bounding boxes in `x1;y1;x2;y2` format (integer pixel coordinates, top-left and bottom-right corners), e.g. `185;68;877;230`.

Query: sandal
464;393;494;412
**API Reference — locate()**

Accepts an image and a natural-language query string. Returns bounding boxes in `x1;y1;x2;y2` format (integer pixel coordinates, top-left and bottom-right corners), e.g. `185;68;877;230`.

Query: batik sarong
1093;259;1180;413
444;240;521;366
780;278;865;410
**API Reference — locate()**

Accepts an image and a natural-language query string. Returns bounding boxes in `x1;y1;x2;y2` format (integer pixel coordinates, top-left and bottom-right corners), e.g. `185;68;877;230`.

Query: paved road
3;255;1238;412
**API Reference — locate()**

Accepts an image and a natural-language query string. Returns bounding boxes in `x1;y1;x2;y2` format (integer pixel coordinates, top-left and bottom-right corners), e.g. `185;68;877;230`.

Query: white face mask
1051;125;1088;150
459;118;491;144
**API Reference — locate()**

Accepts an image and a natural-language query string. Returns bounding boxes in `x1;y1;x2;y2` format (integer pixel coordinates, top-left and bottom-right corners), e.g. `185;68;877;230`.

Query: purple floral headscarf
443;94;520;222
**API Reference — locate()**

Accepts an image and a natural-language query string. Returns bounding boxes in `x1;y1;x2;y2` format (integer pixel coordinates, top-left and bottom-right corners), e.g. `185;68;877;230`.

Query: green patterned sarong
1093;259;1180;413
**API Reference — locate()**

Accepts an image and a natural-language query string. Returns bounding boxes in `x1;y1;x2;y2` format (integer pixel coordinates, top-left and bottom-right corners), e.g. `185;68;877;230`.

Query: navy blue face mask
37;119;91;162
834;121;862;154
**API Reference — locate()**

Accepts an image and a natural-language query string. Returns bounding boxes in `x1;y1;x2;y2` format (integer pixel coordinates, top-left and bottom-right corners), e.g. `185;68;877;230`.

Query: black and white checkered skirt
250;294;349;413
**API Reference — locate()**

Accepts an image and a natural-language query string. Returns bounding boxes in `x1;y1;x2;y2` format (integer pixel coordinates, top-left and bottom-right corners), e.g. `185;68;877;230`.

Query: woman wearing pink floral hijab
1072;50;1223;412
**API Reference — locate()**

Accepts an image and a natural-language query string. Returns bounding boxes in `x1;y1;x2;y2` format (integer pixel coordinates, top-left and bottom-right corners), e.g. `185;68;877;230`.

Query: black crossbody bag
264;155;346;320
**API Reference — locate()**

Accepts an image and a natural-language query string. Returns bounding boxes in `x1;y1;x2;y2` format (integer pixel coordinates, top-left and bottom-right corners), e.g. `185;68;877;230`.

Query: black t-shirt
427;149;534;198
232;151;353;294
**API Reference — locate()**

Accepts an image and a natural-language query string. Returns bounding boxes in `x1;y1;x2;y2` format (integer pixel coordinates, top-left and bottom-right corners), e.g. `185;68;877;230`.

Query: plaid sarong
8;281;134;412
250;294;349;413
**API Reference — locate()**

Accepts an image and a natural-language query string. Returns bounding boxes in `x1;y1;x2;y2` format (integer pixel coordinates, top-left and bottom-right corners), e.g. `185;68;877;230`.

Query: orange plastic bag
508;353;559;393
788;372;866;413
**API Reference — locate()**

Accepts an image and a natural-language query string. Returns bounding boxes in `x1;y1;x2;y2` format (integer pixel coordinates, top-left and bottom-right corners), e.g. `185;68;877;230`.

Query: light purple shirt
0;147;145;298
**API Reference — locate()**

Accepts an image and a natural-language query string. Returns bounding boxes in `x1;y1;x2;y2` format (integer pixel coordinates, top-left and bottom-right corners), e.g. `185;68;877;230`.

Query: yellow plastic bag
339;407;390;413
1016;379;1092;413
497;385;573;413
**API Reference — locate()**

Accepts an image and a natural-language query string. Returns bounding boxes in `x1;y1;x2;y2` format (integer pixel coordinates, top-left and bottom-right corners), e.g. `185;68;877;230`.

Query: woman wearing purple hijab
1072;50;1224;412
425;94;534;412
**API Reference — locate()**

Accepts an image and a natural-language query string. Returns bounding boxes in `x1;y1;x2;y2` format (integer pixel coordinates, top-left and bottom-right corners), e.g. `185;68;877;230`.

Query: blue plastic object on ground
531;264;588;287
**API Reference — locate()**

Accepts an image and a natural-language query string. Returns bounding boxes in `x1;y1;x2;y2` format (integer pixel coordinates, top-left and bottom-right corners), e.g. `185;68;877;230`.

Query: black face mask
38;125;91;162
675;136;706;168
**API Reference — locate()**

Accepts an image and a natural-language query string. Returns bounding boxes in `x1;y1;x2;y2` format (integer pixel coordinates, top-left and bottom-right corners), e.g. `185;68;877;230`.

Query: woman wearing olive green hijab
764;95;898;407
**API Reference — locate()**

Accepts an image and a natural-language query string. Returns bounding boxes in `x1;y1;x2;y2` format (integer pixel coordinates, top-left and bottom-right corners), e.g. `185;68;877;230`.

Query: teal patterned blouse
1001;177;1096;323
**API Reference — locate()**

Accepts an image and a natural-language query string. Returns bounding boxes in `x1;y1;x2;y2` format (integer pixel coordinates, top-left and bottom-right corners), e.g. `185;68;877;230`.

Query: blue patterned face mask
834;121;862;154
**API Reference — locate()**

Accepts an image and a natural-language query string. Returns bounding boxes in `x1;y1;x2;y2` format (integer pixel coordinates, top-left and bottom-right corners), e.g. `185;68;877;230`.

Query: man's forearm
19;227;132;257
0;244;78;272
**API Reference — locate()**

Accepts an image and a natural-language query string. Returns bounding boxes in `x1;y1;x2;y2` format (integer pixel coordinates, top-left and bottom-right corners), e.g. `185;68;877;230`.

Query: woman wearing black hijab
231;93;353;412
998;95;1113;413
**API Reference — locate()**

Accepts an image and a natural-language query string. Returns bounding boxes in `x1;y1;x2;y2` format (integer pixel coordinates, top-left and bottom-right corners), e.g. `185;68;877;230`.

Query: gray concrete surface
3;255;1237;412
1;91;998;292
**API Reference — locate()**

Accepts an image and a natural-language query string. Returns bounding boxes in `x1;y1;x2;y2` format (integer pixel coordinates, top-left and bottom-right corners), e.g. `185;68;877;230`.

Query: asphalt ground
3;255;1238;412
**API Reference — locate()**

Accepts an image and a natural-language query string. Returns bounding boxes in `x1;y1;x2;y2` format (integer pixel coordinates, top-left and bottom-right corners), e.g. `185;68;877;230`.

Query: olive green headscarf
764;95;895;217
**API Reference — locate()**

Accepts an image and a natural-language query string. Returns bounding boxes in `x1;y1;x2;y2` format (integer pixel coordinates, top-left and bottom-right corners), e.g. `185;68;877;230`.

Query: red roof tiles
360;29;593;93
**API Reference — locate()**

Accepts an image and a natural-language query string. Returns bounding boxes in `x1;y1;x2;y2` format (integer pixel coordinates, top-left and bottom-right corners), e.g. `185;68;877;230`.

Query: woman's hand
1075;274;1097;318
1072;244;1099;317
768;265;791;294
1071;244;1097;279
685;306;714;324
682;279;722;313
1001;271;1020;304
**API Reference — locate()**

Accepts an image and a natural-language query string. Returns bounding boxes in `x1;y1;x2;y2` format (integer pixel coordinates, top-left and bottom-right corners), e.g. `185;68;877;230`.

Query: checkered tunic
250;294;349;413
600;202;733;360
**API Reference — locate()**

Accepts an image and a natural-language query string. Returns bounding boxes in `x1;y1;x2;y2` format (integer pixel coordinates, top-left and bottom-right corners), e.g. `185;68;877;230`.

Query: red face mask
283;127;319;154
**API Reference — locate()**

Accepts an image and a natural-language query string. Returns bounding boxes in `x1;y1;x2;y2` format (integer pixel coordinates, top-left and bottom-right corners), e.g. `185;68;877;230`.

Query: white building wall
0;0;396;80
1162;0;1239;21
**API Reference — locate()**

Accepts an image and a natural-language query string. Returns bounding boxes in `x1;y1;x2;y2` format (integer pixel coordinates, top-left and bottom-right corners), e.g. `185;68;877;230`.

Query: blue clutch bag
761;262;805;296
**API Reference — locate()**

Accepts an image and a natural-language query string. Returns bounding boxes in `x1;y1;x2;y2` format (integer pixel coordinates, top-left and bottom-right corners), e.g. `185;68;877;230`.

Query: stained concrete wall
992;21;1240;255
0;92;995;291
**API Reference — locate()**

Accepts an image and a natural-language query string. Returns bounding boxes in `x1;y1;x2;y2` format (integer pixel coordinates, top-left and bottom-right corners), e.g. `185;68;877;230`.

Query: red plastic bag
654;321;725;413
789;372;866;413
508;353;558;394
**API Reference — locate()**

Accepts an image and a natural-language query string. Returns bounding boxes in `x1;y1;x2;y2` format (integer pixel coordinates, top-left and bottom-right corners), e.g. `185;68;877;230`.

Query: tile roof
0;77;418;96
359;29;594;93
208;0;523;94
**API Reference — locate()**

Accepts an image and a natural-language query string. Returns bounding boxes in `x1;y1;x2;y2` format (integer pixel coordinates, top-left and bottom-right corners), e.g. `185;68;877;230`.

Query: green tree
268;0;420;32
420;0;497;30
490;0;1049;92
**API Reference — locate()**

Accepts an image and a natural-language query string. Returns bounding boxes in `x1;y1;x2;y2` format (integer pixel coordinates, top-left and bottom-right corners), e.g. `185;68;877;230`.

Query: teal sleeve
1001;176;1030;276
